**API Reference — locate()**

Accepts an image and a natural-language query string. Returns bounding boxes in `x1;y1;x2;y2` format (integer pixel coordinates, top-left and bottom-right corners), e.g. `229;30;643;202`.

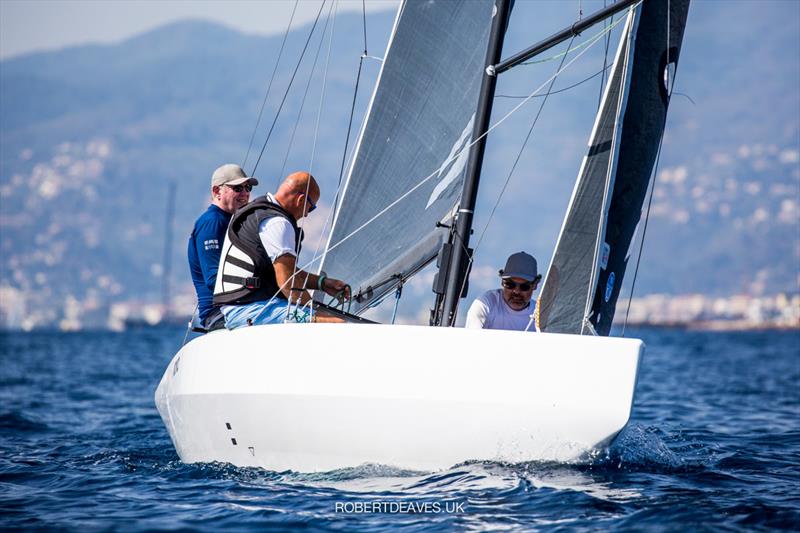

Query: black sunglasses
306;195;317;213
502;276;541;291
226;183;253;193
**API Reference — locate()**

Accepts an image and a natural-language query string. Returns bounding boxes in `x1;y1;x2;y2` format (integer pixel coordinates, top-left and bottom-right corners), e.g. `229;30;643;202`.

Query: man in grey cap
465;251;541;331
187;164;258;329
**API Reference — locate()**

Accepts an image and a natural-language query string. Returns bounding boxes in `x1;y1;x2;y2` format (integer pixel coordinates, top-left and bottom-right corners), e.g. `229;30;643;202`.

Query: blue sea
1;327;798;531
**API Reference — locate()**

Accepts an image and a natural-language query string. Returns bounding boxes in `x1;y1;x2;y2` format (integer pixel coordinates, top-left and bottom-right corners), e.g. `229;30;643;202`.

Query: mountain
0;2;798;330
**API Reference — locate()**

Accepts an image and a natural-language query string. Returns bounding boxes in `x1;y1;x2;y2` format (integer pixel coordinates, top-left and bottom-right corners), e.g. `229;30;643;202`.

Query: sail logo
600;242;611;270
426;115;475;209
605;272;615;302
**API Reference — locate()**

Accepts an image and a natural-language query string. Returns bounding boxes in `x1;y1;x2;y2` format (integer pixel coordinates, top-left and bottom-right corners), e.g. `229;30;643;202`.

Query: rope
326;285;352;312
242;1;299;170
251;0;328;177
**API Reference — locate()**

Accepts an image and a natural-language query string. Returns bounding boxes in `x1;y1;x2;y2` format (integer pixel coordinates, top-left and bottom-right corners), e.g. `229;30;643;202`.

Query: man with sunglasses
465;251;541;331
214;171;349;327
188;164;257;330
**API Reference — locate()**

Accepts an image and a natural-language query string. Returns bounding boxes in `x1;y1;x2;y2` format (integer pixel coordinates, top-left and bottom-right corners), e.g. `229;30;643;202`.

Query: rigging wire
304;14;616;287
242;1;299;170
331;0;374;221
246;0;365;316
286;0;369;312
277;1;334;182
337;60;365;190
622;143;664;337
180;304;199;347
255;5;629;317
303;1;340;281
309;0;339;173
274;1;329;317
251;0;328;177
598;1;612;109
460;36;579;312
519;14;627;66
622;0;672;336
583;10;635;334
361;0;368;53
495;64;610;99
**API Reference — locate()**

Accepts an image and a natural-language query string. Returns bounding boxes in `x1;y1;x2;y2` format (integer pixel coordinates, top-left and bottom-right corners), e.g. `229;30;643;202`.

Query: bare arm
273;255;350;304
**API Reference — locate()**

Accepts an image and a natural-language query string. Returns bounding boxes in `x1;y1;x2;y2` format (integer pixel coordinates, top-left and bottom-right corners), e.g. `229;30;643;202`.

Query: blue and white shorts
221;299;311;329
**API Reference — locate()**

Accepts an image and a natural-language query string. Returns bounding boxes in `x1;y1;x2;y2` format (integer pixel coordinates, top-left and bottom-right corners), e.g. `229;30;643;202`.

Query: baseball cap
499;251;539;281
211;164;259;188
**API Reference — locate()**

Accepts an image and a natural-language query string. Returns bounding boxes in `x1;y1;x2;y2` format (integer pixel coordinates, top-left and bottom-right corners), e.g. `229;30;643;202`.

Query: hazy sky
0;0;398;60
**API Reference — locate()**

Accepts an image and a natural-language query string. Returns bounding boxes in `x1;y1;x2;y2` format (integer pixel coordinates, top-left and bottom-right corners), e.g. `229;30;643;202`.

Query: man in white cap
187;164;257;329
465;251;541;331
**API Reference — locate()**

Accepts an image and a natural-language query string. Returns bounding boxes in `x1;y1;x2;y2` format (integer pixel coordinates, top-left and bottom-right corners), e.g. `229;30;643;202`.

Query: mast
161;180;176;320
435;0;512;327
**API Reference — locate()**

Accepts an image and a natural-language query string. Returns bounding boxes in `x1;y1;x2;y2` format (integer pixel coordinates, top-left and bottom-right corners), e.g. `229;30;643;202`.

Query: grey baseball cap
499;251;539;281
211;164;259;188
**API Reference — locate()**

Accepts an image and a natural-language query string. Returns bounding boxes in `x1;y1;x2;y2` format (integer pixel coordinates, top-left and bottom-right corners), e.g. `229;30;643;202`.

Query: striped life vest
213;196;302;306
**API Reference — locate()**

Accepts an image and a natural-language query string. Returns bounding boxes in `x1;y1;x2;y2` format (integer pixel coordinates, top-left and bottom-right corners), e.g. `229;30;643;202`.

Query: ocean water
1;327;798;531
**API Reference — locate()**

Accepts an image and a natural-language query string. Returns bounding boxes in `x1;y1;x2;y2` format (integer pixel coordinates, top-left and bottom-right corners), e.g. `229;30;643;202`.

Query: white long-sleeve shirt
465;289;536;331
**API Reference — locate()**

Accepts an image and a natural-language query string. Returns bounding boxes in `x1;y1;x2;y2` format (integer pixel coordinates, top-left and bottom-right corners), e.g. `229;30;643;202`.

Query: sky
0;0;398;60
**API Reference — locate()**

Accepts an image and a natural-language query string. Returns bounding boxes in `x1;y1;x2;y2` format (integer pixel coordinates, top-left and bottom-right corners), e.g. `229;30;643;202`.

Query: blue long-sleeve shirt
188;204;231;321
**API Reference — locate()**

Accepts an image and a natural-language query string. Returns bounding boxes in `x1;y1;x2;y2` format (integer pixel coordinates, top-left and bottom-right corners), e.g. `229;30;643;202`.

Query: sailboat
155;0;689;472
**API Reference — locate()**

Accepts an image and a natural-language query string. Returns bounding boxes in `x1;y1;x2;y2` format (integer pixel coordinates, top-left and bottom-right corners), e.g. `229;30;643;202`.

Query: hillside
1;3;798;329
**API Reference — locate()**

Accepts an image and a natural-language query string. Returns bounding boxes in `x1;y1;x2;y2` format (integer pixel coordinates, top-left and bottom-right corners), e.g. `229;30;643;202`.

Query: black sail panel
537;10;636;334
538;0;690;335
589;0;690;335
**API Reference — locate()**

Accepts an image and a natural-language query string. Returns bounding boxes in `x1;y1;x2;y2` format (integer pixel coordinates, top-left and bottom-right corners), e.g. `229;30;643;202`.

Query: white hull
155;324;642;472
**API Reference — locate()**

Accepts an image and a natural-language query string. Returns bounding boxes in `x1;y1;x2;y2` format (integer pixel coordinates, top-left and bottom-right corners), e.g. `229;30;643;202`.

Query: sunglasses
304;194;317;213
225;183;253;193
502;276;541;291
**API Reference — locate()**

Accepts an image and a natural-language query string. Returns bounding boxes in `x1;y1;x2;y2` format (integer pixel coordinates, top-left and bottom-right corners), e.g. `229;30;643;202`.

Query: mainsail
320;0;495;314
537;0;690;336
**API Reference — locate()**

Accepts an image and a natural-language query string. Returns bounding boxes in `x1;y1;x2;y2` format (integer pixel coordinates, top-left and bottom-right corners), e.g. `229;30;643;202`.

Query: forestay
320;0;494;314
537;0;690;336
